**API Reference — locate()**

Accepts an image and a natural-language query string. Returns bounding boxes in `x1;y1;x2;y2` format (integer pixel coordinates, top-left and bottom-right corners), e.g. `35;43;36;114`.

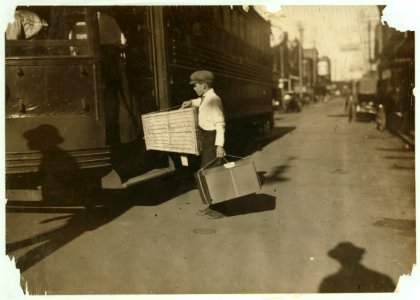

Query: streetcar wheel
257;119;271;135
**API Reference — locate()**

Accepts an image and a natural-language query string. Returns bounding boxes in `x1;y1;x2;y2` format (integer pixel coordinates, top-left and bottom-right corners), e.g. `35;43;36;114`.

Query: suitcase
195;156;261;205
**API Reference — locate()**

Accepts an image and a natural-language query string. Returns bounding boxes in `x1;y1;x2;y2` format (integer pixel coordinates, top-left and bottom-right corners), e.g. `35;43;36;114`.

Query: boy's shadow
211;193;276;217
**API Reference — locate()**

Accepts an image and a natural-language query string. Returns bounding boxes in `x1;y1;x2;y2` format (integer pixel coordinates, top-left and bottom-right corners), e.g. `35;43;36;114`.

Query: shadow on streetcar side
7;124;96;208
21;124;85;203
6;125;99;272
318;242;396;293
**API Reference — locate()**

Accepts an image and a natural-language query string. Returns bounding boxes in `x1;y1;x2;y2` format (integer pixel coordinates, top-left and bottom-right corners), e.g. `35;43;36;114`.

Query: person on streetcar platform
6;9;48;40
181;70;226;218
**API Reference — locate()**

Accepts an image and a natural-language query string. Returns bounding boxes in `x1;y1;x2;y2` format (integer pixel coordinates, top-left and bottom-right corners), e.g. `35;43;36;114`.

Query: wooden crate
141;108;202;155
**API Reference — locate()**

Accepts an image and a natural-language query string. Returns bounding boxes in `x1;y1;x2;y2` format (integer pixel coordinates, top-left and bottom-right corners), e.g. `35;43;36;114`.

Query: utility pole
280;45;284;79
298;23;304;99
368;20;372;71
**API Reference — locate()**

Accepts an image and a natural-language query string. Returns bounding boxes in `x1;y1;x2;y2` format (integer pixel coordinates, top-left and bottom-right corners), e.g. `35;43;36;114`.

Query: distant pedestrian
348;80;358;122
347;95;355;122
182;70;226;218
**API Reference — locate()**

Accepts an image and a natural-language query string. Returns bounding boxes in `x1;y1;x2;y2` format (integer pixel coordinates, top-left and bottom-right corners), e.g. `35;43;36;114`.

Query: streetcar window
239;14;245;39
231;9;239;36
222;7;231;33
192;21;203;37
213;7;224;48
213;7;223;25
245;19;252;43
5;7;92;57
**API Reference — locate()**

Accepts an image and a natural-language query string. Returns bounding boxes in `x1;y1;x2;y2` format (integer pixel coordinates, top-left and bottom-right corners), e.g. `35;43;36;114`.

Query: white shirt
191;88;225;147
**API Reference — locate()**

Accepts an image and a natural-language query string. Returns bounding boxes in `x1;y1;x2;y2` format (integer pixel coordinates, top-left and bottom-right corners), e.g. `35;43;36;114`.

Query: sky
255;5;381;81
0;1;407;82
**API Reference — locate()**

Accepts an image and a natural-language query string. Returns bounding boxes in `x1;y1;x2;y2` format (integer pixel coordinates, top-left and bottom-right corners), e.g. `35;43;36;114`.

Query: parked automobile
272;98;281;111
355;94;379;121
283;92;301;112
355;73;379;121
301;92;312;107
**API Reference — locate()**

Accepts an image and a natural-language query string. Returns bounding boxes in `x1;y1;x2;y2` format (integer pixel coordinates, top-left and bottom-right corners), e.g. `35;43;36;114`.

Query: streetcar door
93;7;174;183
93;7;163;145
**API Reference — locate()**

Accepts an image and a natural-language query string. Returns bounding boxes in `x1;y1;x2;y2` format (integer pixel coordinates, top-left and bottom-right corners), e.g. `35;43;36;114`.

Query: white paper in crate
141;108;202;155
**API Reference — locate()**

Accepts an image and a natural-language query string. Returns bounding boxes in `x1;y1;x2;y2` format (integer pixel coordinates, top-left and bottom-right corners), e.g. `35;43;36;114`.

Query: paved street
5;96;416;295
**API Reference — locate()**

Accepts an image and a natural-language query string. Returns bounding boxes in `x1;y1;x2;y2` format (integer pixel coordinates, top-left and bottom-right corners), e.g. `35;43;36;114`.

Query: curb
397;131;415;149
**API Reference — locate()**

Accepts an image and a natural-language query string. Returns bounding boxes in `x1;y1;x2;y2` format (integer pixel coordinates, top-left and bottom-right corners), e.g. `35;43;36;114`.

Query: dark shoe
207;210;225;219
196;207;214;216
196;207;225;219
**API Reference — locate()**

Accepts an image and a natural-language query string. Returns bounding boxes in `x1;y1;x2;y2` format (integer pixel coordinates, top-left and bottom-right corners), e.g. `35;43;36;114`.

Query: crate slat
141;108;202;155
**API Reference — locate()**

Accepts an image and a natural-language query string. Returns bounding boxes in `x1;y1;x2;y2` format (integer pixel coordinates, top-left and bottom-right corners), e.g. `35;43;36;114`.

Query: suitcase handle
199;154;247;171
225;154;245;160
199;157;226;171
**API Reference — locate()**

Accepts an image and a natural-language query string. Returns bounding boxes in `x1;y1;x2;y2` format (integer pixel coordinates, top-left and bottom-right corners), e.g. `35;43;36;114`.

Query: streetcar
5;6;273;198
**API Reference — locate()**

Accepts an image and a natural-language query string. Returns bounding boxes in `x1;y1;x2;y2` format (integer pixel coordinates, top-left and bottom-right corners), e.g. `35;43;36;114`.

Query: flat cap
189;70;214;84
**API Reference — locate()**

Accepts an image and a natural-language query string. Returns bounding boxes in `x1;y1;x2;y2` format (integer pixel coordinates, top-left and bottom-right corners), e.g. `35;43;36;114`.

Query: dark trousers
200;129;218;168
198;129;226;212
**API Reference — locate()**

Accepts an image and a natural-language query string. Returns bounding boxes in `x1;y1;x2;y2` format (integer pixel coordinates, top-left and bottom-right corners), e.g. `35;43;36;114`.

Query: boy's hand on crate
216;146;225;157
181;100;192;109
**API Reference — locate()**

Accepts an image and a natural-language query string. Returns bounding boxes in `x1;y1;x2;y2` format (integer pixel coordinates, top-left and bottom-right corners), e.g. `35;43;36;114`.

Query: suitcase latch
224;162;235;169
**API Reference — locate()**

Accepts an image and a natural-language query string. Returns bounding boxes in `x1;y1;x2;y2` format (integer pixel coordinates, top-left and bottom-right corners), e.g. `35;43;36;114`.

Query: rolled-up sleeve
211;98;225;147
191;98;201;107
214;123;225;147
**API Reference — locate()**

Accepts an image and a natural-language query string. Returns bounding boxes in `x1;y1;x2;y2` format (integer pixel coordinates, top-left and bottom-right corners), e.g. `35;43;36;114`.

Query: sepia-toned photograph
2;1;416;297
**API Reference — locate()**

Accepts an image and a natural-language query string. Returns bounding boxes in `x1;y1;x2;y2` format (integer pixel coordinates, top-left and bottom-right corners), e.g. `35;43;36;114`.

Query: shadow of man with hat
319;242;396;293
23;124;81;202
